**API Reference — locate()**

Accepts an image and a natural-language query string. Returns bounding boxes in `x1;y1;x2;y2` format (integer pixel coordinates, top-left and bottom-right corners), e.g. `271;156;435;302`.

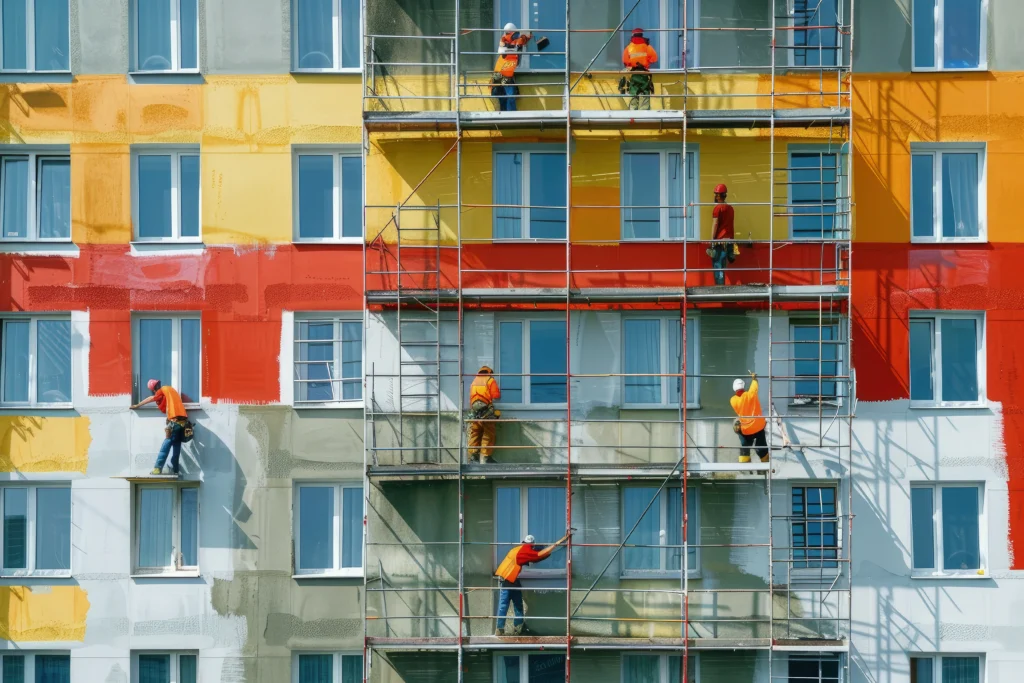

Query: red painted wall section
0;246;363;404
853;243;1024;568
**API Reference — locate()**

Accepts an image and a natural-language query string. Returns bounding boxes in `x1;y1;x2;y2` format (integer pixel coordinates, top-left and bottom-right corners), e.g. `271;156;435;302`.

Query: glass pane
137;0;172;70
910;319;934;401
666;153;683;239
528;0;565;70
180;318;201;404
179;155;200;238
941;486;980;570
2;0;26;69
943;0;981;69
911;154;935;238
791;152;838;239
3;655;24;683
179;655;197;683
911;487;935;570
180;0;198;69
622;655;658;683
529;153;567;239
668;489;696;571
622;153;660;239
296;0;334;69
38;158;71;239
341;156;362;238
528;654;565;682
138;654;170;683
3;488;26;568
497;654;520;683
623;488;659;570
36;487;71;571
2;157;28;239
138;155;173;238
298;155;334;239
34;0;69;69
497;0;521;46
341;0;360;68
138;488;173;568
299;486;334;570
341;655;363;683
341;321;362;401
940;318;978;402
138;318;172;403
495;487;521;562
941;656;980;683
2;320;29;403
498;321;523;403
793;0;839;66
911;657;934;683
296;321;335;403
527;487;565;569
34;655;70;683
624;320;661;404
37;319;71;404
794;324;838;398
913;0;936;68
941;153;979;238
529;320;566;403
342;486;362;568
180;487;198;567
494;153;523;239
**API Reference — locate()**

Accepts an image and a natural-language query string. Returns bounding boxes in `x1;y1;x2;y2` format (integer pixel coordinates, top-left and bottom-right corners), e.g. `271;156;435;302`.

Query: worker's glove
732;419;742;434
617;77;627;94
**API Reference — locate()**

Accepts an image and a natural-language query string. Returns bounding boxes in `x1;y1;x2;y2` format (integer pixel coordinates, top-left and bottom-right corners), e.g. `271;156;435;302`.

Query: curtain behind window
298;155;334;239
179;655;197;683
494;153;523;239
137;155;172;238
622;153;660;239
496;487;521;562
498;322;523;402
180;488;198;567
34;655;70;683
942;153;979;238
138;654;169;683
36;487;71;570
3;157;28;238
527;487;565;569
297;0;334;68
299;486;334;570
943;0;981;69
341;322;362;400
138;488;173;568
623;488;659;570
2;655;24;683
342;487;362;568
624;320;660;404
2;320;29;402
939;318;977;402
622;655;658;683
298;654;332;683
941;487;980;570
4;488;26;568
942;657;980;683
137;0;172;71
341;655;363;683
38;158;71;238
34;319;70;403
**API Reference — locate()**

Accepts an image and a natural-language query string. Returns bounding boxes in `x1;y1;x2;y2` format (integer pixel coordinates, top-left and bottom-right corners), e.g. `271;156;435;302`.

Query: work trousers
496;80;518;111
496;578;525;630
711;243;730;285
627;73;653;110
739;428;769;460
468;420;496;459
155;420;185;472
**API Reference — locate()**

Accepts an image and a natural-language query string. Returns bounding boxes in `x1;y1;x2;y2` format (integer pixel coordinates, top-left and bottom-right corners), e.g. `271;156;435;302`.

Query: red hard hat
632;28;644;35
714;184;728;194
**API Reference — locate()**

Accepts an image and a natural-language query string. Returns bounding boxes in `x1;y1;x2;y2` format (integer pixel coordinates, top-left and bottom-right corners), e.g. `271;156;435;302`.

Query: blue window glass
529;153;566;239
138;487;173;568
623;487;660;570
179;155;200;239
341;0;360;68
791;486;838;569
911;657;935;683
791;151;838;239
138;155;173;238
910;319;934;401
341;321;362;400
180;318;201;404
793;324;839;399
297;321;335;403
2;0;26;69
298;486;334;570
529;320;566;403
179;0;198;70
494;153;523;239
342;486;362;568
3;488;26;568
940;318;978;402
2;655;24;683
341;655;363;683
298;654;332;683
495;486;521;562
2;320;29;403
137;0;172;71
33;0;69;70
942;486;980;570
911;487;935;570
913;0;937;68
943;0;981;69
180;487;198;567
527;487;565;569
622;153;660;239
941;153;979;239
942;656;980;683
296;0;334;69
527;0;565;70
624;320;661;404
179;655;198;683
498;321;523;403
35;655;70;683
911;154;935;238
2;157;28;239
793;0;839;66
341;156;362;238
527;654;566;682
138;318;172;401
38;158;71;239
36;487;71;571
298;155;334;239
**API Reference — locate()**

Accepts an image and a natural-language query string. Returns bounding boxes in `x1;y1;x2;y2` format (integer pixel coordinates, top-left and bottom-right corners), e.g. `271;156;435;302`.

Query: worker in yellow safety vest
468;365;501;463
494;532;571;636
730;372;769;463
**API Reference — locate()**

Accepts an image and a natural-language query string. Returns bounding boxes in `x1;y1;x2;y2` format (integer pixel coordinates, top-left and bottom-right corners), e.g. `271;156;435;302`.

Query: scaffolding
361;0;855;680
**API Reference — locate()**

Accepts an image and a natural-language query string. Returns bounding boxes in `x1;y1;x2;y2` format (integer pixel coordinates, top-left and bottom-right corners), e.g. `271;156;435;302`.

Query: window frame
787;654;843;683
619;484;700;580
293;481;364;578
908;311;986;408
0;314;73;408
620;145;700;241
131;313;202;406
909;143;987;244
789;482;842;579
617;0;697;70
491;146;568;241
495;315;568;409
291;0;362;72
911;0;989;72
789;318;844;407
786;143;850;241
787;0;842;69
293;313;364;408
130;651;199;683
908;654;985;683
492;652;567;683
130;147;202;243
0;652;71;683
132;483;200;577
621;315;700;409
493;484;567;579
0;484;72;577
910;482;987;579
619;653;698;683
0;0;71;73
493;1;567;72
130;0;199;73
292;146;363;244
0;150;72;243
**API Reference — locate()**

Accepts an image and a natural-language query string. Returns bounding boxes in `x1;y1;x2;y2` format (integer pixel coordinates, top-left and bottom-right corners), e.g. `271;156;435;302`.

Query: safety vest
623;42;656;70
470;375;499;405
495;544;524;582
730;380;767;435
494;34;528;78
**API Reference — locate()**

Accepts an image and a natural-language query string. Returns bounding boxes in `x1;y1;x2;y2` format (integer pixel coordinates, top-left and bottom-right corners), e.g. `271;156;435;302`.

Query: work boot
760;454;770;463
481;456;492;464
494;628;503;637
151;467;163;475
467;454;478;463
737;455;751;464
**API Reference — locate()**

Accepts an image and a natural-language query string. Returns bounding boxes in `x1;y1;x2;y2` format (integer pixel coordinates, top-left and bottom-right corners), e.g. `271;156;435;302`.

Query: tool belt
471;399;498;420
168;416;195;443
491;74;517;97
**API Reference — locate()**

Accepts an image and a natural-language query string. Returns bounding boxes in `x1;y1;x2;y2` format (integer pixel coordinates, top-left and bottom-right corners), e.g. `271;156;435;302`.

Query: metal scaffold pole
767;0;777;674
455;0;464;676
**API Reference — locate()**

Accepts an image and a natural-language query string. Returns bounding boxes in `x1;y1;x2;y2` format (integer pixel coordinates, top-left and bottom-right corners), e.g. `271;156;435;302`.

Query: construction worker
706;183;735;286
131;379;190;475
620;28;658;110
730;373;769;463
468;366;501;463
494;532;572;636
493;23;532;112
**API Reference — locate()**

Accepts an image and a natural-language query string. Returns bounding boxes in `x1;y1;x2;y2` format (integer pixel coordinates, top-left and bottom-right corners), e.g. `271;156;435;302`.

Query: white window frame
620;485;699;579
620;146;700;241
787;654;843;683
789;318;844;407
492;652;566;683
0;0;71;72
0;150;72;242
911;482;987;579
621;315;700;409
618;0;697;70
787;0;842;69
493;484;566;579
787;144;850;241
493;2;567;72
909;143;987;244
908;311;986;408
0;653;71;682
789;482;843;580
293;314;364;407
131;148;202;243
291;652;364;683
491;147;568;241
909;654;985;682
620;653;699;683
911;0;989;72
291;0;362;72
132;483;200;577
130;651;199;683
292;147;362;243
131;313;202;406
131;0;199;72
0;484;72;577
495;315;568;409
293;482;364;578
0;314;73;408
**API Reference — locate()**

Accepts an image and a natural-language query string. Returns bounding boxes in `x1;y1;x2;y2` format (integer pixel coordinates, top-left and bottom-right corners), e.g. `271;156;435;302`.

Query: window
293;653;363;683
133;149;201;242
132;315;201;405
789;148;845;240
911;483;985;577
621;486;697;577
132;0;198;71
133;484;199;575
496;0;565;70
913;0;986;70
294;483;363;577
621;149;698;240
0;485;71;576
910;655;983;683
496;318;567;405
621;654;696;683
788;655;841;683
0;152;70;241
0;654;70;683
791;486;839;570
910;145;985;242
0;0;69;71
495;486;566;574
623;317;698;408
792;0;840;67
293;0;361;70
294;317;362;405
493;150;567;240
622;0;695;69
791;321;841;403
909;312;984;407
1;317;71;407
294;150;362;241
494;653;565;683
132;652;197;683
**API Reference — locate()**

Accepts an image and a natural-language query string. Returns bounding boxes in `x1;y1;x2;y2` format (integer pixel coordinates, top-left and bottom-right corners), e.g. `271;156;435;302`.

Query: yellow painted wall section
0;416;90;473
0;586;90;642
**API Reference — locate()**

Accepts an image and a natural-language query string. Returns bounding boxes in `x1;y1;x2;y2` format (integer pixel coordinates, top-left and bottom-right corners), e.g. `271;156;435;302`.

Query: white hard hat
733;378;746;392
523;534;535;544
504;22;518;32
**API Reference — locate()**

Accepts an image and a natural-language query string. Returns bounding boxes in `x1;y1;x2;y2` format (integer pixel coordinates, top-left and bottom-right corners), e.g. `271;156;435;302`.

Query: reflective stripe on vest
625;44;651;69
470;376;495;405
495;544;524;582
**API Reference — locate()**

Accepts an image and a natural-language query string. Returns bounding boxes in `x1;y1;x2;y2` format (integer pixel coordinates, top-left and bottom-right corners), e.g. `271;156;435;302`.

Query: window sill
912;570;988;579
496;404;568;411
132;570;201;579
909;401;988;410
130;241;205;255
293;401;365;410
910;237;987;245
0;71;73;83
621;572;701;580
0;241;77;255
622;404;702;411
0;571;72;579
128;71;205;85
911;66;988;73
293;570;364;579
291;68;362;75
292;238;364;245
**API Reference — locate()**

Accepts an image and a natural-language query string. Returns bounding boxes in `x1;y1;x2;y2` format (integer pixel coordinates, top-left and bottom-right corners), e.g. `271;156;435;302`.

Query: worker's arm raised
537;533;571;559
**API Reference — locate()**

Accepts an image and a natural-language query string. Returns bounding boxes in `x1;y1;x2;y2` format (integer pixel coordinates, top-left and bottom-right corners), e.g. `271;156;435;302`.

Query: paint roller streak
0;586;90;642
0;416;90;473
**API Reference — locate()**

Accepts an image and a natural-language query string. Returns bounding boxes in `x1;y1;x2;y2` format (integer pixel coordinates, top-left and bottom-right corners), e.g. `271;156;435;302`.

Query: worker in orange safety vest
620;28;658;110
468;365;501;463
494;532;571;636
730;372;769;463
493;23;532;112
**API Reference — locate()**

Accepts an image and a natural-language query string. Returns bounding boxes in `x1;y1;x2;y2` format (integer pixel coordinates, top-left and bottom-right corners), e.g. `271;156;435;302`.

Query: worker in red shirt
706;183;735;285
494;532;571;635
620;28;658;110
132;379;189;475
